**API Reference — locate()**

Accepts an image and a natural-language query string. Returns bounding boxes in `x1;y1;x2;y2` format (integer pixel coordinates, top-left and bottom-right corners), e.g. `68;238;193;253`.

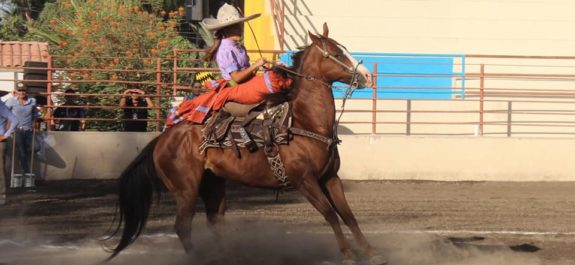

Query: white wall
0;71;21;97
27;132;575;182
338;135;575;181
279;0;575;55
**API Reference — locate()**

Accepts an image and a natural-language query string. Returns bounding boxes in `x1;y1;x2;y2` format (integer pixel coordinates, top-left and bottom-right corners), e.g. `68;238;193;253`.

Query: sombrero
200;3;260;32
194;71;215;84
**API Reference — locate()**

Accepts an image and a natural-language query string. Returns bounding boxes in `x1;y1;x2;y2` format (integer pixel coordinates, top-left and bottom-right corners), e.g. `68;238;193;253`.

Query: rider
167;3;292;125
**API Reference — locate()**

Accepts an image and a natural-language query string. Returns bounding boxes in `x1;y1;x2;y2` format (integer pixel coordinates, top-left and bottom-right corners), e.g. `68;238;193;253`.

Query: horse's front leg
295;172;357;264
323;175;387;265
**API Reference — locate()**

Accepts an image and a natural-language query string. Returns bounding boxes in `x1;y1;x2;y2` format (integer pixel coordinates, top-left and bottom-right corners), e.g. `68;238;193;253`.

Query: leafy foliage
26;0;204;131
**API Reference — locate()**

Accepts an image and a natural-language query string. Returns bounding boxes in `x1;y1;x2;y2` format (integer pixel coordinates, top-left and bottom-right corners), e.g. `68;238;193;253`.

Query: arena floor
0;179;574;265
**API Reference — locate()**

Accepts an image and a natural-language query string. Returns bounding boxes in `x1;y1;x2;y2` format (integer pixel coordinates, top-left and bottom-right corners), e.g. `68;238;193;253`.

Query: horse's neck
291;78;336;137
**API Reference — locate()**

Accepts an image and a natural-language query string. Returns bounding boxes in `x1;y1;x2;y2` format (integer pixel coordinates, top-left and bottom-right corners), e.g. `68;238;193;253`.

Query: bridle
275;39;364;90
313;39;364;143
274;39;366;147
314;42;363;88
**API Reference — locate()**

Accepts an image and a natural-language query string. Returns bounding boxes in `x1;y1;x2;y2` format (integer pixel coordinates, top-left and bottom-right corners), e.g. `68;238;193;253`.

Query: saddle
199;101;292;158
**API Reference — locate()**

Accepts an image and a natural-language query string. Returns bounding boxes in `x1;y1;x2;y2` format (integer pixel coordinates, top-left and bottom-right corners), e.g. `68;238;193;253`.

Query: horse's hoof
341;259;357;265
369;255;388;265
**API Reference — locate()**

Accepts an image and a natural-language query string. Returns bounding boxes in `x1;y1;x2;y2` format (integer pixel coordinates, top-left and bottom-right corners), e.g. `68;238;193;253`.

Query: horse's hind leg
296;174;357;262
323;175;387;265
174;189;200;253
199;171;226;231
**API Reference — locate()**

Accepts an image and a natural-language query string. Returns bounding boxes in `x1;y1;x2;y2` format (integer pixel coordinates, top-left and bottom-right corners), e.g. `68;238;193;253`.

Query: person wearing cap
5;83;40;177
0;89;17;205
167;3;292;125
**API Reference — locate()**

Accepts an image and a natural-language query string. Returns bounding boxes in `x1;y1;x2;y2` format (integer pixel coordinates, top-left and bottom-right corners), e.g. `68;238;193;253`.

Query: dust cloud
0;221;541;265
374;233;541;265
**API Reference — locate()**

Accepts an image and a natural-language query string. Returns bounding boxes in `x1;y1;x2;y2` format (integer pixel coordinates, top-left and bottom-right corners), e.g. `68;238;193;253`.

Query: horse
108;23;387;265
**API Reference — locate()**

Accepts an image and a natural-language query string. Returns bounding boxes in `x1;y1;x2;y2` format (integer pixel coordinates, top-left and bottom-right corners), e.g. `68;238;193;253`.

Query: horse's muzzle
354;64;373;88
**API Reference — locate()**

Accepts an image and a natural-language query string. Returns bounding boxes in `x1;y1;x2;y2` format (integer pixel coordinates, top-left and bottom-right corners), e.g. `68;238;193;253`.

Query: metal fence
2;51;574;137
335;54;575;137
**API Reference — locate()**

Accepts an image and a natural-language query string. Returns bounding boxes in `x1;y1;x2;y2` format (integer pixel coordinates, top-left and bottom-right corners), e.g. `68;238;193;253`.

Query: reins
272;41;363;148
245;18;363;148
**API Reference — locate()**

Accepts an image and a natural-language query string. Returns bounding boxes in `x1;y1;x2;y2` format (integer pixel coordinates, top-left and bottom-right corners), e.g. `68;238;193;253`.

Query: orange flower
49;18;57;25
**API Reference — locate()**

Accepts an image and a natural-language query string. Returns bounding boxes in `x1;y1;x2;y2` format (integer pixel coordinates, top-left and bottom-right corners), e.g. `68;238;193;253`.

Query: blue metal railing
280;52;466;99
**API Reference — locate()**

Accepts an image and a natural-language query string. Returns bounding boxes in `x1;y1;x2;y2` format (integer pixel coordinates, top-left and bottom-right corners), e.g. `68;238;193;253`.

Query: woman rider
168;3;292;125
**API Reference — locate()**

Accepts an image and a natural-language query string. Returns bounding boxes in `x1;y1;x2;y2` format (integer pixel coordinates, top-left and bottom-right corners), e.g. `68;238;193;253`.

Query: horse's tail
107;136;161;261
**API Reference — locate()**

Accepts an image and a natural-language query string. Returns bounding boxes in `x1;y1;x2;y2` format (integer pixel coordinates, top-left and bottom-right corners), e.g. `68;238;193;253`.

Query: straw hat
200;3;260;32
194;71;215;84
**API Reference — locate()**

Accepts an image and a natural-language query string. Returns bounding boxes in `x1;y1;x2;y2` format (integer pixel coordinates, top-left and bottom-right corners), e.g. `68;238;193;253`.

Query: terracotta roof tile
0;41;50;68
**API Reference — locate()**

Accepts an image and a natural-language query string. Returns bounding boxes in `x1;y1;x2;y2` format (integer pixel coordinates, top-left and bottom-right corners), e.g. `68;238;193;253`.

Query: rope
235;6;265;60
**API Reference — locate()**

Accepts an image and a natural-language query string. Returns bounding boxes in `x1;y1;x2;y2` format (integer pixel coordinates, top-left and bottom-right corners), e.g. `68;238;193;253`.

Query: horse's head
307;23;372;88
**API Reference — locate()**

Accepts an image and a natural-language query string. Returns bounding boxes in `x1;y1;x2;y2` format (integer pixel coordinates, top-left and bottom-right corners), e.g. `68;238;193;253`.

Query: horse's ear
308;31;321;45
322;23;329;37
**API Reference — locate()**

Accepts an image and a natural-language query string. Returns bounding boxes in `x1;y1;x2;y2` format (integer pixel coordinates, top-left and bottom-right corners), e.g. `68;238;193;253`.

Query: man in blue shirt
0;89;17;205
6;83;39;178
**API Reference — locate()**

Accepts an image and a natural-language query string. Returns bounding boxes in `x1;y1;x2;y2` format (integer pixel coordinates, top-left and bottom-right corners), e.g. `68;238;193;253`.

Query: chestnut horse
109;24;386;265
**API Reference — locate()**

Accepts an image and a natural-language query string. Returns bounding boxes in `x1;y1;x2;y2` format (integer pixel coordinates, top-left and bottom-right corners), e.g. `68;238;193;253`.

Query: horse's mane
263;49;306;106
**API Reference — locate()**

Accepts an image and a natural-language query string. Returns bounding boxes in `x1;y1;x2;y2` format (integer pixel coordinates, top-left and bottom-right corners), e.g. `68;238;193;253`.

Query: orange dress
167;71;292;126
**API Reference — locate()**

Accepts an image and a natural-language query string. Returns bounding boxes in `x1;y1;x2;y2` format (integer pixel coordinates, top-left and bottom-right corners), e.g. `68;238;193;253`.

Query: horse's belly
206;150;281;188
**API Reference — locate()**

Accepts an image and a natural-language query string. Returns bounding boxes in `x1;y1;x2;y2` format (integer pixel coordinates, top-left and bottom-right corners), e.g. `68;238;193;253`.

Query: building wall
338;135;575;181
0;71;21;95
261;0;575;56
28;132;575;181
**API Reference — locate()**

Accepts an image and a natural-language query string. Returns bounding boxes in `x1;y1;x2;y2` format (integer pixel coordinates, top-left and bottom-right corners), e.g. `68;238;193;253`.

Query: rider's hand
254;58;268;68
0;135;7;142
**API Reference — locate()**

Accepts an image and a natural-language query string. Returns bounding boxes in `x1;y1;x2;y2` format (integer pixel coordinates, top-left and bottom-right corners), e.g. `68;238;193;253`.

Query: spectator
5;83;40;176
189;70;214;98
119;86;154;132
0;90;17;205
53;89;86;131
189;81;202;100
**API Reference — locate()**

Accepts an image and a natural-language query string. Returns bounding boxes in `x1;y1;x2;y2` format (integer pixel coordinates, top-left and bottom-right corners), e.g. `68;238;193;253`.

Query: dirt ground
1;179;575;265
